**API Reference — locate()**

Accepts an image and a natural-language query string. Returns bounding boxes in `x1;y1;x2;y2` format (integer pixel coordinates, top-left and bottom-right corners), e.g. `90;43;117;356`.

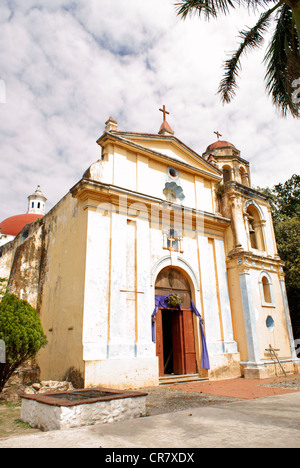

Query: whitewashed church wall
146;159;171;200
136;217;155;357
83;208;158;388
113;148;137;192
82;208;111;361
136;155;150;194
247;268;292;361
214;239;237;352
195;177;213;213
107;212;129;358
101;152;114;184
197;234;237;356
108;146;215;214
133;139;192;164
125;219;138;344
197;235;223;351
84;210;155;361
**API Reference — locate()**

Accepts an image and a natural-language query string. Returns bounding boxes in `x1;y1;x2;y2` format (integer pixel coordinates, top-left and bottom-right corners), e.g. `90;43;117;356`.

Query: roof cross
159;105;170;122
214;131;222;140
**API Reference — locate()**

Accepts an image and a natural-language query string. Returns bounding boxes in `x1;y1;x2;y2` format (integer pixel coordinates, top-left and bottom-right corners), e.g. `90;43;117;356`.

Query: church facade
0;114;299;388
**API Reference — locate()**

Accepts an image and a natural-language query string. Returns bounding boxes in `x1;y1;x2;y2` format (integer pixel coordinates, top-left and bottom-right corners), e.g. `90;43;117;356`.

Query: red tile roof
0;214;43;236
206;141;236;152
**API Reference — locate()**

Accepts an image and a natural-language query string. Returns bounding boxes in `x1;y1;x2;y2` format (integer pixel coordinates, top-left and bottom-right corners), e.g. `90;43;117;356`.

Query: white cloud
0;0;299;221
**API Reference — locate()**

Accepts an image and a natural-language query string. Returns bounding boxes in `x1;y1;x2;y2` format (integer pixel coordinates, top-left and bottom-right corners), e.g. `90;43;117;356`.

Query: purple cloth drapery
190;299;210;370
151;295;210;370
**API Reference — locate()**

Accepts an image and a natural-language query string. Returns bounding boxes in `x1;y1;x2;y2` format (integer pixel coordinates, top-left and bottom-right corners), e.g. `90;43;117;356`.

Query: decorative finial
105;116;118;132
214;131;222;140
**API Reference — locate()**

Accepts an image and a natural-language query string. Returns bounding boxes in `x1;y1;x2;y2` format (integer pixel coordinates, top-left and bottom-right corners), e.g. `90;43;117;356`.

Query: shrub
0;294;47;393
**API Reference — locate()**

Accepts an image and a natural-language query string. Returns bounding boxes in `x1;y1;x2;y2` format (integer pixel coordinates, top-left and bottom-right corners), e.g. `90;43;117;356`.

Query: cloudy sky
0;0;299;221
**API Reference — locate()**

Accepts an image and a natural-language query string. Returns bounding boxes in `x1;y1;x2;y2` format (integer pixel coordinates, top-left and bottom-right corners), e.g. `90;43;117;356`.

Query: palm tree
176;0;300;118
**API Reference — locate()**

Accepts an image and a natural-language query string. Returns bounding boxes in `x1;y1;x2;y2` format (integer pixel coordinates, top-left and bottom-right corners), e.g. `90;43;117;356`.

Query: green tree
176;0;300;118
275;216;300;286
267;174;300;221
261;174;300;337
0;294;47;393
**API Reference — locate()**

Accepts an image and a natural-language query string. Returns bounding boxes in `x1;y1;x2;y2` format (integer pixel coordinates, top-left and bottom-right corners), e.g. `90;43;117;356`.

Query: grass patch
14;419;32;429
0;400;40;438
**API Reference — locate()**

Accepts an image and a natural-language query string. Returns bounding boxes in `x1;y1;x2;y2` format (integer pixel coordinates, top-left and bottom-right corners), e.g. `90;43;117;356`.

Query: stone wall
21;394;147;431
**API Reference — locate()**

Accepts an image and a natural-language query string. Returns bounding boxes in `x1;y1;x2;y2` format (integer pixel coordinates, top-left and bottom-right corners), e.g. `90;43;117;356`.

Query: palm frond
176;0;236;20
242;0;281;11
265;4;300;117
217;3;281;103
176;0;279;20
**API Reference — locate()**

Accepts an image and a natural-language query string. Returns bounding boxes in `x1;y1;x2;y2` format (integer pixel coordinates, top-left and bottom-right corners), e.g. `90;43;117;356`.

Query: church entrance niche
155;267;197;377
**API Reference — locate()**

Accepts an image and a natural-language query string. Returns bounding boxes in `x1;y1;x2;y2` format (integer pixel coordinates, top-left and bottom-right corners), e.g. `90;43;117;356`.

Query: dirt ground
143;386;238;416
0;401;40;438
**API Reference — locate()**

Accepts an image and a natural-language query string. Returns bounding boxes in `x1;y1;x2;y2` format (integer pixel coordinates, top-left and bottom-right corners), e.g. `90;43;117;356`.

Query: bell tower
27;186;47;216
203;138;251;187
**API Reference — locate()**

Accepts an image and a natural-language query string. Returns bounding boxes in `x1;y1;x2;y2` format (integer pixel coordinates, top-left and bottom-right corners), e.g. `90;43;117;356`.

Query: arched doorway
246;204;266;251
155;267;198;377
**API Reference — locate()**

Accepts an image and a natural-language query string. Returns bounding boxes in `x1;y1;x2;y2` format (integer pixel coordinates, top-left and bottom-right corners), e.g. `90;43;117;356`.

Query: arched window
259;272;275;306
222;165;231;183
246;203;266;251
262;276;272;303
240;167;249;187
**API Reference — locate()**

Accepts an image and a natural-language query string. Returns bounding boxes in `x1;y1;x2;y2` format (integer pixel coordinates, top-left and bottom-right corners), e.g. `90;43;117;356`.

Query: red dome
0;214;43;237
206;140;236;152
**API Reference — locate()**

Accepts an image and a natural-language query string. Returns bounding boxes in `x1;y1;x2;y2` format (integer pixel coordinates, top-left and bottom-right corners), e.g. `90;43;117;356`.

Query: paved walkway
1;376;300;448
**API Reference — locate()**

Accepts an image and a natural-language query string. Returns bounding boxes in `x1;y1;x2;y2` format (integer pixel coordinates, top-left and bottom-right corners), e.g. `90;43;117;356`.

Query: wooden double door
156;308;197;376
155;267;197;377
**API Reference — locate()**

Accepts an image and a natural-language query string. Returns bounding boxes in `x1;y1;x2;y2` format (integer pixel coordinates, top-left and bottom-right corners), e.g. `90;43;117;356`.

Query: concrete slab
0;392;300;448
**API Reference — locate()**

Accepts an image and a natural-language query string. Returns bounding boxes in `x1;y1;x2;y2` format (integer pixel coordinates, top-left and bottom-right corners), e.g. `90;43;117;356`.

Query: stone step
159;374;208;385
